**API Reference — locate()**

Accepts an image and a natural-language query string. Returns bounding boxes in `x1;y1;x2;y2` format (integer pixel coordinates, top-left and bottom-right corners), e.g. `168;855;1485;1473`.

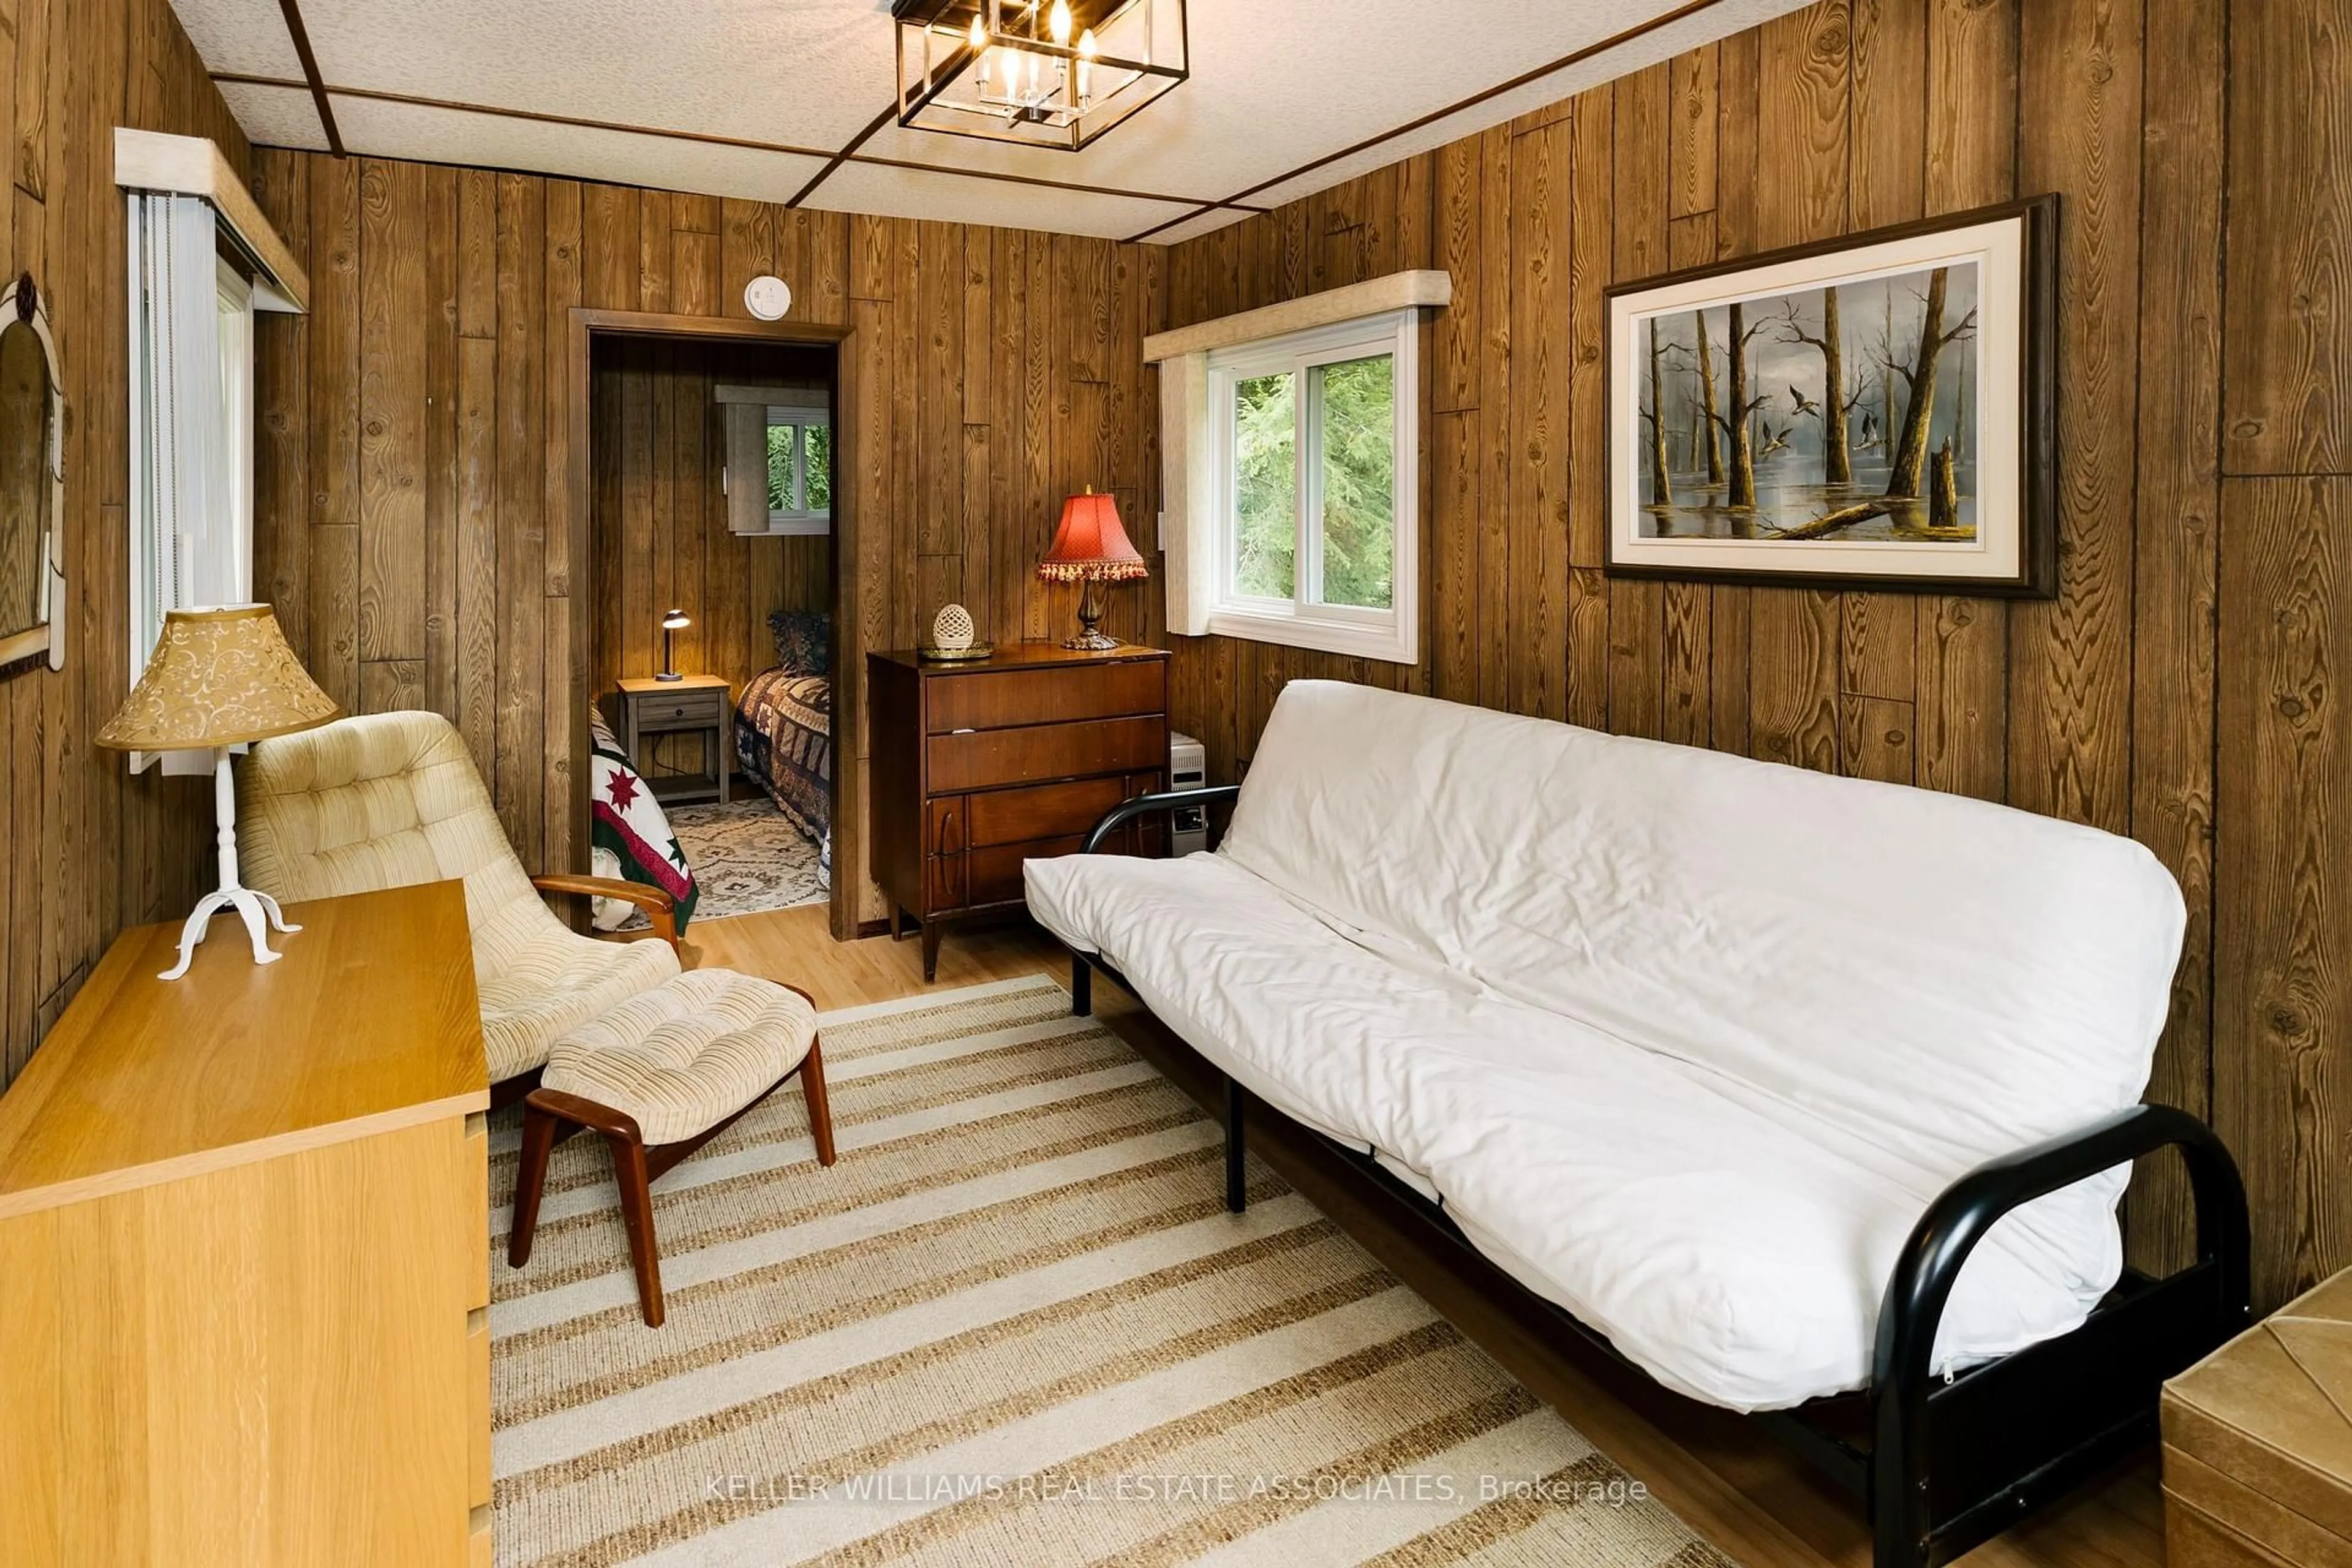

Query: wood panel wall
0;0;252;1086
239;0;2346;1307
247;156;1156;930
586;335;831;704
1155;0;2352;1311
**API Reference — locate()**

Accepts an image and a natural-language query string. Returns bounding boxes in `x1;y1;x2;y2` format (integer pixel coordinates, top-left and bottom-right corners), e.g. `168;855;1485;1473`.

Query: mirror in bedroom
587;331;839;937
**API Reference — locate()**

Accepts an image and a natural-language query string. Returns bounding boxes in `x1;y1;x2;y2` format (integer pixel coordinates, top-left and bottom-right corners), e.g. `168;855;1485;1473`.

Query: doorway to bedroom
581;322;843;938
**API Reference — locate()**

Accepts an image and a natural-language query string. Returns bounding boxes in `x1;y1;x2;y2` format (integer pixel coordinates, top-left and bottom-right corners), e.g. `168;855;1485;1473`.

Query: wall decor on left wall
0;275;67;676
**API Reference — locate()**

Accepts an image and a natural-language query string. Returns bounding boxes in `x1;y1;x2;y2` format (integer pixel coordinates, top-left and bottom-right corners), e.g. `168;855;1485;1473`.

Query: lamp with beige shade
96;605;338;978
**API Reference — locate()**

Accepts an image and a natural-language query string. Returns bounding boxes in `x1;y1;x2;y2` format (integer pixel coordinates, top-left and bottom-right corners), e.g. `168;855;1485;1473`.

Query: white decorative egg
931;603;974;652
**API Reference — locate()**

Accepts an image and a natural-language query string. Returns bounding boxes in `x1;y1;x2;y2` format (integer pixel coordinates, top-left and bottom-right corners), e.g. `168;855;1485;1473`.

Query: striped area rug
488;974;1733;1568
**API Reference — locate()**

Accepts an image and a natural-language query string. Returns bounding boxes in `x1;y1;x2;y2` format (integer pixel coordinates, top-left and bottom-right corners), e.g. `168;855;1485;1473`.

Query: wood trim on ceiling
273;0;344;157
1121;0;1738;243
785;98;901;209
210;75;1265;216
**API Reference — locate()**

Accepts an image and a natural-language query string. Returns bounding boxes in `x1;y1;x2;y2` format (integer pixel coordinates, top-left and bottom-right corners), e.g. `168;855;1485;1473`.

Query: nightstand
616;674;732;804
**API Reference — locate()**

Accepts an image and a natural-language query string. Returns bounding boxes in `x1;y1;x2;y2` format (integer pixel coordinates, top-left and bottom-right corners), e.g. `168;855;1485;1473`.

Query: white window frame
209;252;257;605
766;406;832;535
1201;307;1418;663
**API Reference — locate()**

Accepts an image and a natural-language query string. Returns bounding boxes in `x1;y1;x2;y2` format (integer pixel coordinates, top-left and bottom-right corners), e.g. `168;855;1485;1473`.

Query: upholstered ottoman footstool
505;969;835;1326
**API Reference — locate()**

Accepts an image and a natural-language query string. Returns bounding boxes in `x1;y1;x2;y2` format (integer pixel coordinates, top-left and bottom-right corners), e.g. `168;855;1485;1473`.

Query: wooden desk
0;881;494;1567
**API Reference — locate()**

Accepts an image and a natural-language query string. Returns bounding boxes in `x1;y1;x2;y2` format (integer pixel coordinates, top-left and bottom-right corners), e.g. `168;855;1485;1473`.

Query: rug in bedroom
483;974;1735;1568
667;798;826;921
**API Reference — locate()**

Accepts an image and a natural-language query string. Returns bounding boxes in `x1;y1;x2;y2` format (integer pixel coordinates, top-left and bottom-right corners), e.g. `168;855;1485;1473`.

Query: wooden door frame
565;307;861;940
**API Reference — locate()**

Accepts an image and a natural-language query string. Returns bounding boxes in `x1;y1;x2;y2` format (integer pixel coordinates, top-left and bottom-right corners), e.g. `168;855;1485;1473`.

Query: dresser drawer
927;660;1164;734
927;796;968;857
468;1308;491;1509
466;1114;489;1311
967;824;1161;907
635;689;724;728
967;775;1133;848
968;839;1080;906
929;715;1166;795
928;850;967;911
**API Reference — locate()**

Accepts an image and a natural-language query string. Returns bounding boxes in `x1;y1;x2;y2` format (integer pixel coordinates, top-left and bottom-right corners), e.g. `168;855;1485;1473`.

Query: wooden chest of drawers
868;644;1170;979
0;883;492;1565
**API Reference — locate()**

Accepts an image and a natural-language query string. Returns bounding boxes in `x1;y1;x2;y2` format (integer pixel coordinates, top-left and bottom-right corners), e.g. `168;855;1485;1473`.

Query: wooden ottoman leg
509;1096;564;1267
527;1088;666;1327
799;1038;837;1167
605;1127;665;1328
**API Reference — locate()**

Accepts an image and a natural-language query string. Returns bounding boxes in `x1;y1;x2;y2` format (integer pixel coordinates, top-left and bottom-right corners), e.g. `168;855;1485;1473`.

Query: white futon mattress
1025;850;2124;1412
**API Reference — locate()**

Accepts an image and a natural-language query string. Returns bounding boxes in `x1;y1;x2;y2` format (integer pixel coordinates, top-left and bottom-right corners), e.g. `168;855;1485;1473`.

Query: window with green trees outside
766;413;831;526
1209;307;1418;663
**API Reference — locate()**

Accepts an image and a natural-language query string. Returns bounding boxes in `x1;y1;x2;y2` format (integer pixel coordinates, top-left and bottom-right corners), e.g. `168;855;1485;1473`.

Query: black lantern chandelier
890;0;1188;153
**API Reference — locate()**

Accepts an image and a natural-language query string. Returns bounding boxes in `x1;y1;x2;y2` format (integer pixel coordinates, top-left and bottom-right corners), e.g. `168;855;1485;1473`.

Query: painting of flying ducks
1605;197;2056;596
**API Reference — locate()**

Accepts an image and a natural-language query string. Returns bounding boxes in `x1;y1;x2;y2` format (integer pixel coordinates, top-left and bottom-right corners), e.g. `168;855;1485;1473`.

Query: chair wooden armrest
532;873;679;951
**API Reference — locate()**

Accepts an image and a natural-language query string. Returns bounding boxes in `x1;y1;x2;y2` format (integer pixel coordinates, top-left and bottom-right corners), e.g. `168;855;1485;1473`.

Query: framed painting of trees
1604;195;2057;596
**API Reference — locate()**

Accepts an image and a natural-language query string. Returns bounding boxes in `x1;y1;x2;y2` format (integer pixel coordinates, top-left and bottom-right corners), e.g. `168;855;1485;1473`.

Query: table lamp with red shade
1035;487;1148;651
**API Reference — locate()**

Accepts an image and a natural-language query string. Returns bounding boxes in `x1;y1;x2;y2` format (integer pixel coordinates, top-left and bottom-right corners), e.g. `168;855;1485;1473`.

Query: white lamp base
158;747;301;981
162;884;299;981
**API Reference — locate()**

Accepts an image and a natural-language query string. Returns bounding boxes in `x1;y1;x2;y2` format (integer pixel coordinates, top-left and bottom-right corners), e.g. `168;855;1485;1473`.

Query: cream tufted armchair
236;710;682;1096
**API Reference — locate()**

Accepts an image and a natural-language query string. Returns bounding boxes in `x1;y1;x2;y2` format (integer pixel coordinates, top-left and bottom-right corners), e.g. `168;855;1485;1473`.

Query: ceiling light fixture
891;0;1188;153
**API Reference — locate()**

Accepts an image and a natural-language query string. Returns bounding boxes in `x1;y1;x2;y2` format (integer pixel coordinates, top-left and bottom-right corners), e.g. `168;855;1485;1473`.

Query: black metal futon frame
1066;785;2251;1568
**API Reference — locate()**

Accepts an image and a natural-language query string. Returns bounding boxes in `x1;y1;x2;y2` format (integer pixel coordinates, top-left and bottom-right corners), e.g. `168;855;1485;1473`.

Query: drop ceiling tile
167;0;307;80
805;159;1195;241
293;0;885;154
1236;0;1806;212
1143;206;1251;248
327;96;831;207
216;80;335;154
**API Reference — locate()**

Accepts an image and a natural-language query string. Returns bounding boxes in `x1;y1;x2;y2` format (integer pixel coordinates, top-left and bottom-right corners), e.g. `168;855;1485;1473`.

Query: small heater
1168;731;1208;856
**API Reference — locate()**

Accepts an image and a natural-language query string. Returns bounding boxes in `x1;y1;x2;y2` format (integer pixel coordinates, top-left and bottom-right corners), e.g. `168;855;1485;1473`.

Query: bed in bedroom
735;610;832;856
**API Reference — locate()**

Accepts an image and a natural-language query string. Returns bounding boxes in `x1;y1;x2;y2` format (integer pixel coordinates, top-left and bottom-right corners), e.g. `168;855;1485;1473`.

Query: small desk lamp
658;609;690;681
1036;488;1148;650
96;605;339;979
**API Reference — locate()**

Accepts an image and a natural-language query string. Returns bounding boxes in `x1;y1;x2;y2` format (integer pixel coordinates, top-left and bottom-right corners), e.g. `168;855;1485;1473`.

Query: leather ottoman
2162;1268;2352;1567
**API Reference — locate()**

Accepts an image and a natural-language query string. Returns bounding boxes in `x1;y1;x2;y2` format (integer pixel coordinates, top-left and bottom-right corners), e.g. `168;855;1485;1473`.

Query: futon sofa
1023;679;2250;1568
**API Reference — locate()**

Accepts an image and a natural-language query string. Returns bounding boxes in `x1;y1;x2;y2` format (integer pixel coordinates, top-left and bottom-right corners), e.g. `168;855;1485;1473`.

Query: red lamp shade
1036;489;1148;583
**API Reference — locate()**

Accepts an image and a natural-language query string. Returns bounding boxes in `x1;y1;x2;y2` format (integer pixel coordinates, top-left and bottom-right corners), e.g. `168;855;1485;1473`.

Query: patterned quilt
736;667;831;845
589;705;699;930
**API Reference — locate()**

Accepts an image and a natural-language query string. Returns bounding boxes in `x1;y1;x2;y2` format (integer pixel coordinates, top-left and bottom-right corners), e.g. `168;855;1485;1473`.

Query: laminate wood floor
683;904;2167;1568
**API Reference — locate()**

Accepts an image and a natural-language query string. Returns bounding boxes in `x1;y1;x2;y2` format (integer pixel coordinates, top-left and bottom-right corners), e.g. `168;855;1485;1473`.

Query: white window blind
124;192;258;775
127;192;254;674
